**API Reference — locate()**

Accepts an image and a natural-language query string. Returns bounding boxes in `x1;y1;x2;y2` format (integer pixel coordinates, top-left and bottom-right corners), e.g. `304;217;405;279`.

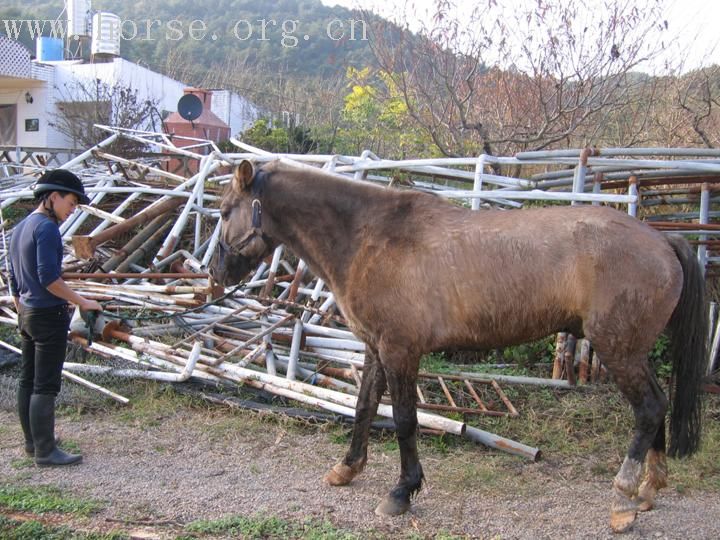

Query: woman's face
50;191;80;223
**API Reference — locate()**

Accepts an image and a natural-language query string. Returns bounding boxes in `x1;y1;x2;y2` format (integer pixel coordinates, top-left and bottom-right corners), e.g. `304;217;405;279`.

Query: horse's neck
265;174;371;289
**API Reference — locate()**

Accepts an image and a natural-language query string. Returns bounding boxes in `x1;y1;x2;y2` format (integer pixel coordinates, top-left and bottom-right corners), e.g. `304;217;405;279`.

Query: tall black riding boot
29;394;82;466
20;388;59;456
17;387;34;455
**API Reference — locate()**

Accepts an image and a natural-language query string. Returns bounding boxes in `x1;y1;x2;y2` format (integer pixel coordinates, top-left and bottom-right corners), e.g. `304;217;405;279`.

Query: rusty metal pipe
72;197;184;259
115;220;174;273
101;214;170;272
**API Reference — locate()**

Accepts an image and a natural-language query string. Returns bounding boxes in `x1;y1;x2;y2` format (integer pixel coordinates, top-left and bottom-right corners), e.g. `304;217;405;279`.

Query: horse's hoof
374;495;410;516
323;463;354;486
636;480;657;512
610;509;637;533
636;497;653;513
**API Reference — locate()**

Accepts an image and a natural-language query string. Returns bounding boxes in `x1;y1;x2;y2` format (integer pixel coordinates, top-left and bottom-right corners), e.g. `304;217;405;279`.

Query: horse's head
209;160;275;287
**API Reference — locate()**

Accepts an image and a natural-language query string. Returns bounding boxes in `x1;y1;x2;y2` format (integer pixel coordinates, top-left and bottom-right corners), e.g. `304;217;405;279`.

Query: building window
25;118;39;132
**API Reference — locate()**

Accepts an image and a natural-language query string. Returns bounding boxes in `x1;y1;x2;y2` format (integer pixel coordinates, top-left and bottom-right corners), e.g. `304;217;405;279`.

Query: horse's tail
666;235;707;457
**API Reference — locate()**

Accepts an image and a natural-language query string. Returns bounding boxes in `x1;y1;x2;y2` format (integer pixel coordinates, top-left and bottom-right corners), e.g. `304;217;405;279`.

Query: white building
0;36;257;153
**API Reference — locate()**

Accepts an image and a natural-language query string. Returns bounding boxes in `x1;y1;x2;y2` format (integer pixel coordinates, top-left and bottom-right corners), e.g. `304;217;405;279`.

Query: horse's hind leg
324;345;387;486
637;376;669;512
606;354;668;533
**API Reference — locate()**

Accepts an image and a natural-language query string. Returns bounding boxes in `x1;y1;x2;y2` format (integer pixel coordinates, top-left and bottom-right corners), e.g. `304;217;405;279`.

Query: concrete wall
51;58;186;119
210;90;259;137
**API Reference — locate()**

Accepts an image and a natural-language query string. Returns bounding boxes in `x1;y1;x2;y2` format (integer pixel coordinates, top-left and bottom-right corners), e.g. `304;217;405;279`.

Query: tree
338;66;430;157
365;0;672;156
672;66;720;148
50;79;162;152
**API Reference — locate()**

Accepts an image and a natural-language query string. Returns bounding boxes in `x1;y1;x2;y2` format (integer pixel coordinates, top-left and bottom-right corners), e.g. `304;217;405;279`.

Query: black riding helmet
32;169;90;205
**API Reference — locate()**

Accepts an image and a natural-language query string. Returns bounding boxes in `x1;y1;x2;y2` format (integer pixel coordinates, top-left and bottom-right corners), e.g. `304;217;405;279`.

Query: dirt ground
1;398;719;540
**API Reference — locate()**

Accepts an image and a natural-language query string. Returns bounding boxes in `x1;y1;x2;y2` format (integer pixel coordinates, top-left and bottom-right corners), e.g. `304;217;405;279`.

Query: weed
433;533;469;540
109;380;200;427
649;334;672;379
0;323;21;347
0;516;128;540
327;426;351;445
382;439;399;453
0;484;103;516
9;458;33;470
420;352;454;373
185;514;363;539
58;439;82;454
185;514;291;537
426;433;451;455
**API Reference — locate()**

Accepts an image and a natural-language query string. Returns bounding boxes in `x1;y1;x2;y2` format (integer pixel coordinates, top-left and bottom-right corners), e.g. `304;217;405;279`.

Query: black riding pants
18;304;71;396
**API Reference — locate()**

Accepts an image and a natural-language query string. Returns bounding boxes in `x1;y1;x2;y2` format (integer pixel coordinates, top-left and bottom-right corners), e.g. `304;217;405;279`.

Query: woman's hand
79;298;103;313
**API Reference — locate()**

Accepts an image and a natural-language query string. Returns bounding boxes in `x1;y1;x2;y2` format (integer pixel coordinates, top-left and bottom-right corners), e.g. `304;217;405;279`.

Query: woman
8;169;102;466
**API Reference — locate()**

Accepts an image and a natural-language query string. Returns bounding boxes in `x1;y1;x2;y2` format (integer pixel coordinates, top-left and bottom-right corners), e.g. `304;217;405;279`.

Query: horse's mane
260;160;446;220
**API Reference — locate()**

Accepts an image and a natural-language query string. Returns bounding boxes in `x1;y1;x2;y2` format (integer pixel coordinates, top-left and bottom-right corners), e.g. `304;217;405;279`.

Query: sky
320;0;720;73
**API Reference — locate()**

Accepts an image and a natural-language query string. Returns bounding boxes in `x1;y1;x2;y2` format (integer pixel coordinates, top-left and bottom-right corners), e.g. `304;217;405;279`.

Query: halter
218;170;272;257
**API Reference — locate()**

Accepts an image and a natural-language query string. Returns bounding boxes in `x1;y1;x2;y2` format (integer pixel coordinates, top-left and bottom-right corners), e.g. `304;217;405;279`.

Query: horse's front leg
375;357;424;516
324;345;387;486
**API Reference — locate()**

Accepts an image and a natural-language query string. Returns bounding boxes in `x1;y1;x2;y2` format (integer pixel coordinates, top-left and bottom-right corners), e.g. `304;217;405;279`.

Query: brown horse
210;160;706;533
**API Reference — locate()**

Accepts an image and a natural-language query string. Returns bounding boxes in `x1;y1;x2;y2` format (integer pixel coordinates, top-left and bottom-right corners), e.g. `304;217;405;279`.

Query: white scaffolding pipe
471;154;486;211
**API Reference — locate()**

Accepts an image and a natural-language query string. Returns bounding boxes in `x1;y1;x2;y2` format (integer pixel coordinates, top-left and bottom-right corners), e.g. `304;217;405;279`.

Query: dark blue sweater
9;212;66;308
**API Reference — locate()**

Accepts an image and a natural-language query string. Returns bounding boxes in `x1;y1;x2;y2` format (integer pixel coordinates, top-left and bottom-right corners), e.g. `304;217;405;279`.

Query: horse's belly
429;303;583;352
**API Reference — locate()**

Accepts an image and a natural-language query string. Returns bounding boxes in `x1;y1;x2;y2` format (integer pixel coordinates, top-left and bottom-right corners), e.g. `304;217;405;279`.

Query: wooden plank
578;339;591;384
553;332;566;379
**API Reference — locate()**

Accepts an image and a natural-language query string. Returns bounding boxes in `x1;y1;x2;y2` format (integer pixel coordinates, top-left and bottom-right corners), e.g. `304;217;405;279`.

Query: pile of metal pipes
1;127;718;456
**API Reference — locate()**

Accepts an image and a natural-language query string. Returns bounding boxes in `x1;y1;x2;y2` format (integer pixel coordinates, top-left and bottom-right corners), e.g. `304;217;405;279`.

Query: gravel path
1;408;719;539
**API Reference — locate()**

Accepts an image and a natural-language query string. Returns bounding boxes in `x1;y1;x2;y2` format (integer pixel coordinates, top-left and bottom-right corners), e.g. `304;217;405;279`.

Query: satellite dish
177;94;203;122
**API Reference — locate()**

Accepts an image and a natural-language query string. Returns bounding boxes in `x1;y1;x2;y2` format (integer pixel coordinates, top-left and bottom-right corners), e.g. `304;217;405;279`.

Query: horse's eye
220;208;230;221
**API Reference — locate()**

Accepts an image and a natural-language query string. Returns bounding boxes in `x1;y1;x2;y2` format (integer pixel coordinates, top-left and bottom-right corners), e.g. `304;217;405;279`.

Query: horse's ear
232;160;255;192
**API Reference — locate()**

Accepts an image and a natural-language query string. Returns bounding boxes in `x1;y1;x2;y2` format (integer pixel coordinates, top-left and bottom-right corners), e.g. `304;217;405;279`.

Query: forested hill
1;0;378;79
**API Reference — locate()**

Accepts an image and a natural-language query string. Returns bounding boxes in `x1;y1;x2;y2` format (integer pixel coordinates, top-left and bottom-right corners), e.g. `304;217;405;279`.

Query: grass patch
327;425;351;445
9;457;34;470
0;516;128;540
474;385;631;459
0;485;103;516
667;401;720;492
409;391;720;504
420;347;555;379
106;381;204;427
185;515;361;539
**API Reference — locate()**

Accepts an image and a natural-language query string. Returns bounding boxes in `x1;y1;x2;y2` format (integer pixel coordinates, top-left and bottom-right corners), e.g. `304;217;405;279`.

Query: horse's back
344;199;682;355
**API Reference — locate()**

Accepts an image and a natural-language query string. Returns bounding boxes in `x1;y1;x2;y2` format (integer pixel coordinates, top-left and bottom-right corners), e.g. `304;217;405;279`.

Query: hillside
0;0;377;79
